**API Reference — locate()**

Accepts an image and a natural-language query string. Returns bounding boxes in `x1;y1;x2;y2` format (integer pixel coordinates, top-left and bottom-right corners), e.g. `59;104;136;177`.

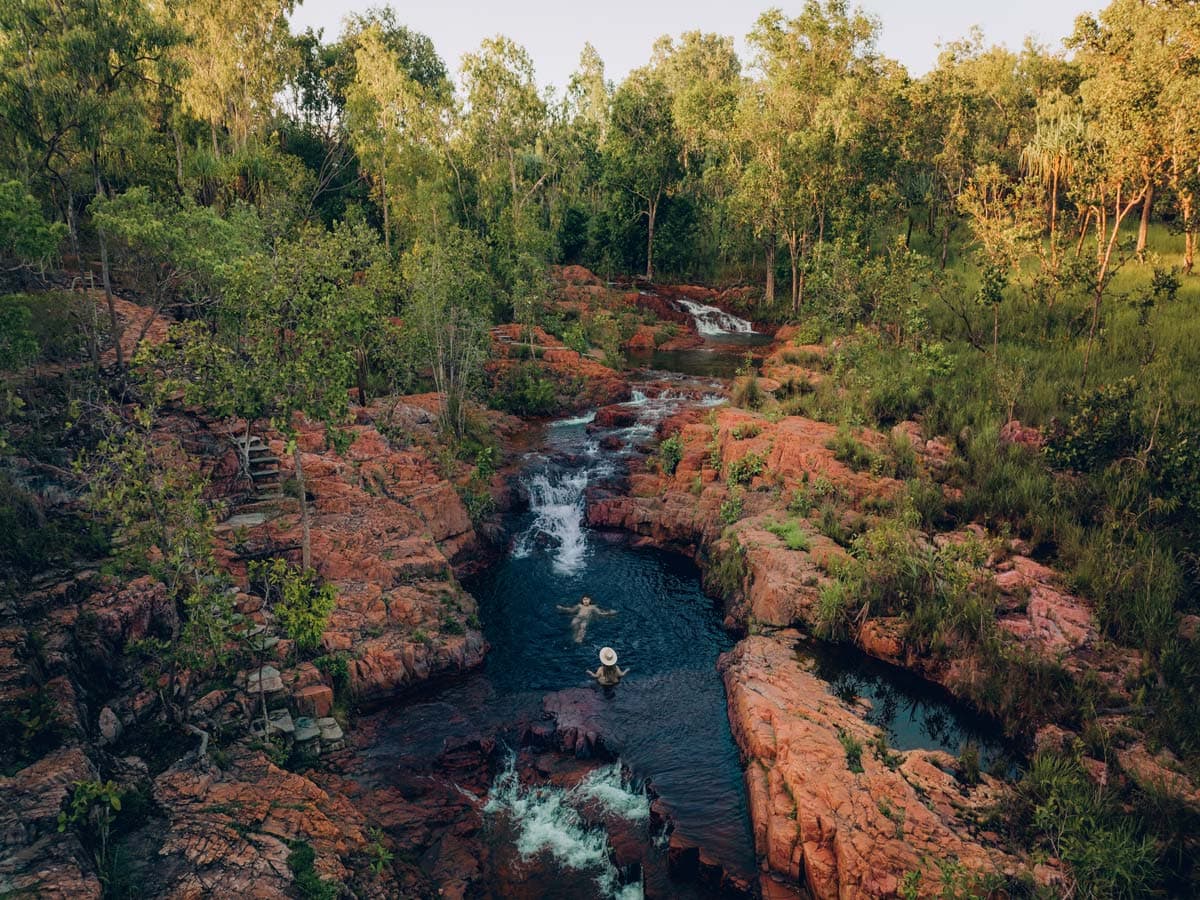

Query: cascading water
674;298;756;336
484;752;650;900
512;467;593;573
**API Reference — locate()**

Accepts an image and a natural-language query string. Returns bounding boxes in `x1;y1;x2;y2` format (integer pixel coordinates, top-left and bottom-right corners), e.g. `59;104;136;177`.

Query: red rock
999;419;1045;451
721;634;1021;898
295;684;334;718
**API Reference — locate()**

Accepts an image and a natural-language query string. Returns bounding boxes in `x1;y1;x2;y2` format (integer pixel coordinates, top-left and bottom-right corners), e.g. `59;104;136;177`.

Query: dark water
364;341;1020;896
467;410;756;877
802;638;1018;772
627;333;774;379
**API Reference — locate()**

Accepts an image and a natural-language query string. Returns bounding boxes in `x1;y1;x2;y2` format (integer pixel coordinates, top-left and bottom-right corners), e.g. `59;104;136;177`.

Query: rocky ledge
721;633;1019;898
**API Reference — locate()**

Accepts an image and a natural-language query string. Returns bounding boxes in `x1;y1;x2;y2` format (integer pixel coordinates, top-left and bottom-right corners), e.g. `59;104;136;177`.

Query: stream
362;310;1015;898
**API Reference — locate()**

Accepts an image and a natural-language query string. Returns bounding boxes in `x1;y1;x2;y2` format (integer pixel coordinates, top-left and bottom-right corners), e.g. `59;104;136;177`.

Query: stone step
250;467;280;477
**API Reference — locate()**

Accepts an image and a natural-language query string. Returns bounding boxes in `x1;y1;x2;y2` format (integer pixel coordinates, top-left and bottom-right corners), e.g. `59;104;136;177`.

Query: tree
401;228;493;439
166;0;297;151
604;71;681;280
227;218;397;567
0;0;175;371
0;181;65;271
89;187;262;321
459;36;549;226
342;16;453;250
736;1;881;310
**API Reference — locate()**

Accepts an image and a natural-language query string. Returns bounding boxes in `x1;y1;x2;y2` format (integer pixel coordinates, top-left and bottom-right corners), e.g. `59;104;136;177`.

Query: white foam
484;754;647;899
513;468;591;573
554;411;597;427
674;298;756;336
623;390;649;406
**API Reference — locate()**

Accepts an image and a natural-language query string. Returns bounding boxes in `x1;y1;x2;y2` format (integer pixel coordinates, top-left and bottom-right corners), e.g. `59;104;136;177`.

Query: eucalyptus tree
401;228;494;439
0;0;176;371
603;70;682;281
345;24;456;251
162;0;297;153
735;1;880;311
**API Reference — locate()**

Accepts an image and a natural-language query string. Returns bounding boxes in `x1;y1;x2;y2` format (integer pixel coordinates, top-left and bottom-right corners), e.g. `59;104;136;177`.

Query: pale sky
289;1;1099;89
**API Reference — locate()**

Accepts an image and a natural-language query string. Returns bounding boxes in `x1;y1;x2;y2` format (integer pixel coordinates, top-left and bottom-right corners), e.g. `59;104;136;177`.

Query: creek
363;328;1014;898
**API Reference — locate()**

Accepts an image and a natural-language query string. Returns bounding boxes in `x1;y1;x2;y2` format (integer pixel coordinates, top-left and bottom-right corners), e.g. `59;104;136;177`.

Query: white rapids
484;753;649;900
673;298;756;336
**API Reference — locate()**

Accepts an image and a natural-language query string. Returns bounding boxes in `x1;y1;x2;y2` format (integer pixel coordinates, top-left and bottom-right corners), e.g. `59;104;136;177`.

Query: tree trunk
1084;189;1145;385
356;350;368;407
1180;193;1195;274
905;216;913;248
940;221;951;270
1136;181;1153;262
173;126;185;195
294;444;311;569
1049;166;1060;264
381;171;390;254
93;155;122;371
764;239;776;304
645;196;658;281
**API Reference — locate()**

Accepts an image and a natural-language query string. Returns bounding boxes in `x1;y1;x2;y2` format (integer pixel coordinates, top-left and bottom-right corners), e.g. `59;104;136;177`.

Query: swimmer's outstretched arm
556;604;578;613
617;666;630;677
597;607;618;616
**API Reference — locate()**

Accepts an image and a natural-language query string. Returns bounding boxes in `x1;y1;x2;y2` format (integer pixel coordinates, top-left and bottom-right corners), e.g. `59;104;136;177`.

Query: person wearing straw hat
588;647;629;688
556;595;617;643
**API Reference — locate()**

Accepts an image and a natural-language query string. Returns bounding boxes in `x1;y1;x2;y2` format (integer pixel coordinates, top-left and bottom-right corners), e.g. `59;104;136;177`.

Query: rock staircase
234;434;283;499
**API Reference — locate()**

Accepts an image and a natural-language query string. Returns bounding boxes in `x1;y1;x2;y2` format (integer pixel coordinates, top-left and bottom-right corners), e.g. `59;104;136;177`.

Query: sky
289;0;1099;89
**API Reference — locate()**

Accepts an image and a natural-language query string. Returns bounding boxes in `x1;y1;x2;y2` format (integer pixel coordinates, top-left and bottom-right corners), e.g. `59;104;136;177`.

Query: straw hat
599;647;618;666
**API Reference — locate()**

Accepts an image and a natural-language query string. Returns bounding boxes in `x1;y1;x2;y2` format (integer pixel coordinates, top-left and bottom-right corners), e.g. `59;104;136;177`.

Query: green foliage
957;743;981;785
491;362;557;416
249;558;337;653
58;779;123;893
764;517;810;551
826;425;877;472
837;728;864;773
1;684;66;773
719;486;744;524
367;826;395;875
657;433;683;475
706;538;747;600
725;451;765;486
314;653;351;699
287;841;339;900
731;376;765;410
0;181;64;267
1012;753;1158;898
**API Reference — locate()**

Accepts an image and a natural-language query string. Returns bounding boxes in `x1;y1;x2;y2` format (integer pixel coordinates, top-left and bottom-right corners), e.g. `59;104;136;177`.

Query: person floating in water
556;595;616;643
588;647;629;688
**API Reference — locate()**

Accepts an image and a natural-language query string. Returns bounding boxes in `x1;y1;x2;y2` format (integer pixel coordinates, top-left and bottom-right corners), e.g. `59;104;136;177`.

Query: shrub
249;559;337;653
658;433;683;475
720;486;744;524
314;653;351;698
706;538;747;600
885;431;919;479
726;451;766;486
958;743;981;785
731;421;763;440
287;841;340;900
837;728;864;773
732;375;765;410
827;425;877;472
765;518;810;551
816;577;856;639
491;363;558;416
1011;753;1158;899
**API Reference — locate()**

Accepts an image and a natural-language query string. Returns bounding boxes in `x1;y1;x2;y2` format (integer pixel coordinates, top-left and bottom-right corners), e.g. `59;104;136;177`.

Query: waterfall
484;752;648;900
512;468;591;573
674;298;756;336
